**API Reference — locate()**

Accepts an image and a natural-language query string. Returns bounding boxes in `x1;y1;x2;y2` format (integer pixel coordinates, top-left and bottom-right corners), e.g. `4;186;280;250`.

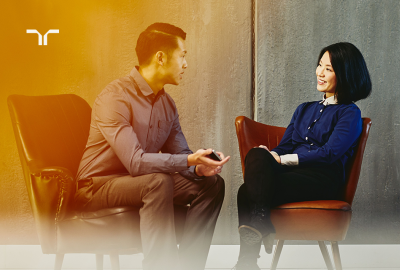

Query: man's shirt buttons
320;109;323;112
305;137;308;140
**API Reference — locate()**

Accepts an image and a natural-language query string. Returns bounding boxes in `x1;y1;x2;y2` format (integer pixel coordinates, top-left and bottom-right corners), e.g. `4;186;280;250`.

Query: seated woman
233;42;372;270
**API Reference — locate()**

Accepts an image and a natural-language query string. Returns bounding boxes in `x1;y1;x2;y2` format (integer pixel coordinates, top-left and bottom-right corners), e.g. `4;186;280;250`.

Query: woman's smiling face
316;51;337;98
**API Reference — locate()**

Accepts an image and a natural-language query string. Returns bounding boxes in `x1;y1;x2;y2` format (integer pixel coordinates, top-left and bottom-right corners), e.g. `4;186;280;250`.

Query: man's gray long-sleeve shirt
76;67;201;190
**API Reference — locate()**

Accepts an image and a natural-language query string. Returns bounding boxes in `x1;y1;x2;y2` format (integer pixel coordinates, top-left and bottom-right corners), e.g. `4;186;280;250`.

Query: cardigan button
305;137;308;140
320;109;323;112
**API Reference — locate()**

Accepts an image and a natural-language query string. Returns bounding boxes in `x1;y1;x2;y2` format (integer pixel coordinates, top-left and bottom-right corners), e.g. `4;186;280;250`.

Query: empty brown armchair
8;94;187;270
235;115;371;270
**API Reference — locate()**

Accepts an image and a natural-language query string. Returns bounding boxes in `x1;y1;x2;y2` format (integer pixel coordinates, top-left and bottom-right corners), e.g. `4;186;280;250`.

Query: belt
77;178;93;190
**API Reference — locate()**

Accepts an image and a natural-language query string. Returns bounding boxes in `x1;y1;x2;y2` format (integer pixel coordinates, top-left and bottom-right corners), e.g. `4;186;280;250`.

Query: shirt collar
129;66;165;97
320;95;338;106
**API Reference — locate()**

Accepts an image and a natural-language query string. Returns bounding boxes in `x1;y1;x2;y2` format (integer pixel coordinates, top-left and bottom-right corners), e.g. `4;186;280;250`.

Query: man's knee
215;174;225;194
204;174;225;198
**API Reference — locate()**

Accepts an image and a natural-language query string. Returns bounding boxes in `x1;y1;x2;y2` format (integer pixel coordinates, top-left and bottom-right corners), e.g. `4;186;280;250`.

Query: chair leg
54;253;64;270
96;254;104;270
110;252;120;270
318;241;334;270
330;241;343;270
270;239;284;270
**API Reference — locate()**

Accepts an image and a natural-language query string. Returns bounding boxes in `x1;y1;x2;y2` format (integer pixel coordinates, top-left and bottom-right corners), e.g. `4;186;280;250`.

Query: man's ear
155;51;166;66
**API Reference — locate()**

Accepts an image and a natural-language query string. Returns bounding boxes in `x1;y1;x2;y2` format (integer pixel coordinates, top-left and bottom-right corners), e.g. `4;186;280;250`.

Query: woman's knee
245;147;275;165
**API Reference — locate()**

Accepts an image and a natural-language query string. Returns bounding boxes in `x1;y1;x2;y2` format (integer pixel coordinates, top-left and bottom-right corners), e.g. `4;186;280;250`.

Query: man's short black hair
135;23;186;66
317;42;372;104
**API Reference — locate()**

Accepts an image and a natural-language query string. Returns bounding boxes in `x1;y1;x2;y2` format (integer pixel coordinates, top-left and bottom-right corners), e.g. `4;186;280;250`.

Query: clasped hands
188;148;230;177
257;145;281;164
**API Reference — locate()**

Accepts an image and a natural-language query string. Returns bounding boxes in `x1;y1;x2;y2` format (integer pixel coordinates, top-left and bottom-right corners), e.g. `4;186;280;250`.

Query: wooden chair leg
270;239;284;270
110;252;120;270
330;241;343;270
54;253;64;270
318;241;334;270
96;254;104;270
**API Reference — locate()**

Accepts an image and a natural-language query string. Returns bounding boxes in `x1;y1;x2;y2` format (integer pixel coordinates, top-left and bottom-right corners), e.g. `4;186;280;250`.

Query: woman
233;42;372;270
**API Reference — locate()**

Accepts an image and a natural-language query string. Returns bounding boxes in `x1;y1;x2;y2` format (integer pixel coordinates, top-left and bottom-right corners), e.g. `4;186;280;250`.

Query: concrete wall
257;0;400;243
0;0;251;244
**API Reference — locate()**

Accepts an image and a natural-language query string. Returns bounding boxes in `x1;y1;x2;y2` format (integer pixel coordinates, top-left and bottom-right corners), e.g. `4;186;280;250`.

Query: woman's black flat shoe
238;225;262;245
239;204;276;245
238;225;275;254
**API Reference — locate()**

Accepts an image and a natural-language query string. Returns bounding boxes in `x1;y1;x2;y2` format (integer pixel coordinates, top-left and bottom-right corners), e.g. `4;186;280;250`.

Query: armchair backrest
235;116;371;206
8;94;91;252
8;94;91;177
342;118;371;205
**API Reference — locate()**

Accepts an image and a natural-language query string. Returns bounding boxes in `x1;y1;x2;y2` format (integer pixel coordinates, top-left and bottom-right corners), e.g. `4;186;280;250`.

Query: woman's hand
258;145;281;164
188;149;230;176
258;145;269;151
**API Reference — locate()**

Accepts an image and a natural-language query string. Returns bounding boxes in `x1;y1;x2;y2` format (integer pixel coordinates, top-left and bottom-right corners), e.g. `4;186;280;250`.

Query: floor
0;244;399;269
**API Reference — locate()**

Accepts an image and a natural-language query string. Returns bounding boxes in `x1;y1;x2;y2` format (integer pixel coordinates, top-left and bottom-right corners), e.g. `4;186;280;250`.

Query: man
75;22;230;270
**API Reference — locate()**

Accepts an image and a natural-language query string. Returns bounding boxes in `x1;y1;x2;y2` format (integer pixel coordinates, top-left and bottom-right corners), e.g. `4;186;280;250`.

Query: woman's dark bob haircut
317;42;372;104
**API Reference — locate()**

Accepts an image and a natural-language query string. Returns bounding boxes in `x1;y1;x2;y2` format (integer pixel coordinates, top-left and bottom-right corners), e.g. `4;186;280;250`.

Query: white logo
26;29;59;45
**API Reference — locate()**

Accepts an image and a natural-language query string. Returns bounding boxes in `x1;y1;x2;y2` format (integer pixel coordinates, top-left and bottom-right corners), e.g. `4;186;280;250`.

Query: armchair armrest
235;116;286;176
31;166;76;220
28;166;76;253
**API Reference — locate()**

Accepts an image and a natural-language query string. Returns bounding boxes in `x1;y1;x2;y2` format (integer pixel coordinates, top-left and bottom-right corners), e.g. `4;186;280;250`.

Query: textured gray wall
257;0;400;243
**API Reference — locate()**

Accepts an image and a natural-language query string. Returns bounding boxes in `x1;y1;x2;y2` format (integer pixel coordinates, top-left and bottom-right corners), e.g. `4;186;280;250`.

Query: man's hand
188;149;230;176
195;164;222;177
258;145;281;164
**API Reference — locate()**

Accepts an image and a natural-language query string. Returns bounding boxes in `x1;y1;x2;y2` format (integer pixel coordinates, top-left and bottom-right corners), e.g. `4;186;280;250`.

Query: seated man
74;23;230;270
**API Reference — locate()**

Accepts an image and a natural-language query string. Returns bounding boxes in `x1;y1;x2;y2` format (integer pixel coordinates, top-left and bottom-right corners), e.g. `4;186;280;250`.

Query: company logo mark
26;29;59;45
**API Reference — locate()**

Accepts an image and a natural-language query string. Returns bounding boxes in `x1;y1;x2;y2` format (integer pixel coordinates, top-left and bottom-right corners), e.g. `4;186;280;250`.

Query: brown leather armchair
8;94;187;270
235;115;371;270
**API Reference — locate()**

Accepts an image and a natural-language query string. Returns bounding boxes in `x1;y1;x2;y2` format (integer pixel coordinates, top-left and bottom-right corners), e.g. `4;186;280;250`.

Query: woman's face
316;51;337;98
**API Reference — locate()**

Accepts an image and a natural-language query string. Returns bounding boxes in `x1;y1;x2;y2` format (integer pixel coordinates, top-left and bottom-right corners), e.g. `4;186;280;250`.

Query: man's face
163;38;187;85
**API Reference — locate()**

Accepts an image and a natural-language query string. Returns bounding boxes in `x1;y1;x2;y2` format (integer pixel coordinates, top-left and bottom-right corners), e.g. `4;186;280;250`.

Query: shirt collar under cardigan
320;95;338;106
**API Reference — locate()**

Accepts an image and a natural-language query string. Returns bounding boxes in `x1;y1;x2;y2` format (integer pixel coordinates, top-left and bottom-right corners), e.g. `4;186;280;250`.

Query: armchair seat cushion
273;200;351;211
271;200;352;241
57;206;141;254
